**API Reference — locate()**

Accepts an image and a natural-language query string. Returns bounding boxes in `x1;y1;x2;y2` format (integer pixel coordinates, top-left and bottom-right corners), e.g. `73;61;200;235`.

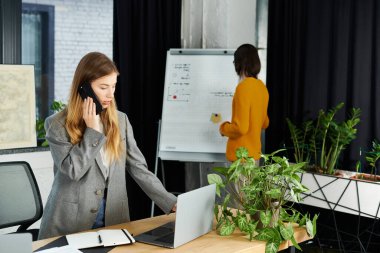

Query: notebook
0;233;32;253
66;229;135;249
135;184;216;248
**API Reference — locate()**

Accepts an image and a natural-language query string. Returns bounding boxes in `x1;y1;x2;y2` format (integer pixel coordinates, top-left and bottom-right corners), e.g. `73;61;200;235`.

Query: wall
182;0;257;48
22;0;113;103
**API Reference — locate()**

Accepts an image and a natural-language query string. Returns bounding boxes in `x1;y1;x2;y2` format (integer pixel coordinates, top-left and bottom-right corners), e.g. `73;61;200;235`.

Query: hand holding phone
78;83;103;115
82;97;101;132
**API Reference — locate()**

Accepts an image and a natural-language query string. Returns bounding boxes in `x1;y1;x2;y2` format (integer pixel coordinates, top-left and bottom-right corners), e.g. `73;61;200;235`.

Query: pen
98;234;102;244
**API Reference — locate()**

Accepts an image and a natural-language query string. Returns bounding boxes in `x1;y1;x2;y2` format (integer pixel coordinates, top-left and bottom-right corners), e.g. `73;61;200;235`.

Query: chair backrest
0;161;43;231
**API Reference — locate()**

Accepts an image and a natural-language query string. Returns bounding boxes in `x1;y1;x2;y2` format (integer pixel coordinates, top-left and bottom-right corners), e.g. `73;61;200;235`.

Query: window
22;3;54;120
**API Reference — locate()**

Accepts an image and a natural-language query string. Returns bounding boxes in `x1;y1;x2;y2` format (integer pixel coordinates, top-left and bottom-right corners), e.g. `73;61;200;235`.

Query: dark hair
233;44;261;78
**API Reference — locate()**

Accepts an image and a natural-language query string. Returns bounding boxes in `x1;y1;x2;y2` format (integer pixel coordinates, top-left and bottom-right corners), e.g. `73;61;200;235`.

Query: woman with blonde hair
38;52;176;239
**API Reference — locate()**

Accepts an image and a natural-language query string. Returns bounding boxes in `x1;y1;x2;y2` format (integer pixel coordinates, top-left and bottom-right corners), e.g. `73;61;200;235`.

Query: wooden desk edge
32;214;175;251
33;214;312;252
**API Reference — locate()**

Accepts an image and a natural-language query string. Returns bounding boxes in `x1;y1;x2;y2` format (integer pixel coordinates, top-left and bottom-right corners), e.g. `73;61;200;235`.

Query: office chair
0;161;43;241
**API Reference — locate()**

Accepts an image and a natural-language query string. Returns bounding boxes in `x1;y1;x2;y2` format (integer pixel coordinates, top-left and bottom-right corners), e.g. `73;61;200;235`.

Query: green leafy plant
208;147;317;253
286;119;313;164
352;141;380;182
365;140;380;180
287;103;361;174
36;101;66;146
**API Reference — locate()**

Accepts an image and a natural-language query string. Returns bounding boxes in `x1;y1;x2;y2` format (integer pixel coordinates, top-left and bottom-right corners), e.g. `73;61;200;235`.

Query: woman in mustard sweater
220;44;269;162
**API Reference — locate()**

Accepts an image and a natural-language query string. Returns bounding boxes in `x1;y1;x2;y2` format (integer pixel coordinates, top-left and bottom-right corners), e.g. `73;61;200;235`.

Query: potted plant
285;103;380;249
286;102;361;175
207;147;317;253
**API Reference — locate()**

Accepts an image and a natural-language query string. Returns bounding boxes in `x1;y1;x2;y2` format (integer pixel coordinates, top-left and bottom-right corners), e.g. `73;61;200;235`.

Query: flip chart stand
151;49;236;216
150;120;227;217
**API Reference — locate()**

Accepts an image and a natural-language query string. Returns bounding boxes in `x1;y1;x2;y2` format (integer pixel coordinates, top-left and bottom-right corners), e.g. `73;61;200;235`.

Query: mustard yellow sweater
220;77;269;161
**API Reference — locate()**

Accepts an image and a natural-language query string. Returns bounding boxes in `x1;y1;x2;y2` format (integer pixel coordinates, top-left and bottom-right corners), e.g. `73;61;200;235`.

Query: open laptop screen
135;184;216;248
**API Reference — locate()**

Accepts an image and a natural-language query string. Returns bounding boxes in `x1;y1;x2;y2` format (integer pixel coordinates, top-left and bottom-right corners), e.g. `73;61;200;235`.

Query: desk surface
33;213;311;253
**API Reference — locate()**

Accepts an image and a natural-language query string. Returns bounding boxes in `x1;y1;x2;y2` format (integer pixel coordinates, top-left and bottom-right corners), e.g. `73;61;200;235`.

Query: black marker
98;234;102;244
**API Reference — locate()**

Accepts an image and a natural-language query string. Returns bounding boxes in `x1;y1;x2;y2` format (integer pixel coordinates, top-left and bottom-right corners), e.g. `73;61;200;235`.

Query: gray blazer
38;110;176;239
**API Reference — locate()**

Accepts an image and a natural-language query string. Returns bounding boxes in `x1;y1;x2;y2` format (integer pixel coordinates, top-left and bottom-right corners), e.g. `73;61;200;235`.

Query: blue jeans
92;198;106;229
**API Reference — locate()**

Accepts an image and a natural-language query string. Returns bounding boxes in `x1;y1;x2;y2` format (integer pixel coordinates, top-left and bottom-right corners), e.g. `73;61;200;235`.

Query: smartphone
78;83;103;115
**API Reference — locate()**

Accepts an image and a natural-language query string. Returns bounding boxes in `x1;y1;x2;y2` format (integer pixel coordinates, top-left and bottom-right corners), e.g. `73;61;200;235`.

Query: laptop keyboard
155;232;174;243
145;221;175;237
145;226;172;236
162;221;175;229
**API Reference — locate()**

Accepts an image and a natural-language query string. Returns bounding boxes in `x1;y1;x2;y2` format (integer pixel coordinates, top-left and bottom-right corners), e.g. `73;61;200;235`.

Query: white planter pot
299;171;380;219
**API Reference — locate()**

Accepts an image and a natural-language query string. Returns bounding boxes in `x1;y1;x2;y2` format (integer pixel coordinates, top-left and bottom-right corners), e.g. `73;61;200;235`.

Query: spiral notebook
66;229;135;249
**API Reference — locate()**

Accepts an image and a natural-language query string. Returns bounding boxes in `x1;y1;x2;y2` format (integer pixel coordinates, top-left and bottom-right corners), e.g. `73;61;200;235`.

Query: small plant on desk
208;147;318;253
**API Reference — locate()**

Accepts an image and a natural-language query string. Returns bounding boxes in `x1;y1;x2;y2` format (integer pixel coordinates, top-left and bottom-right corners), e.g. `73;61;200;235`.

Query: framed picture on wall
0;64;36;150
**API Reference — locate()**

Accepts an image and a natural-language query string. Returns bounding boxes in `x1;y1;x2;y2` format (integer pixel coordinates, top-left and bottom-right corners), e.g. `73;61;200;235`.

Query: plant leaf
219;220;235;236
290;235;302;251
216;217;224;230
260;210;272;227
42;140;49;147
235;215;248;232
207;174;224;196
265;188;282;199
265;241;280;253
255;227;282;242
279;223;294;240
288;162;306;172
306;219;314;237
298;215;307;227
309;214;318;237
222;194;230;210
236;147;249;159
289;188;299;203
248;220;258;233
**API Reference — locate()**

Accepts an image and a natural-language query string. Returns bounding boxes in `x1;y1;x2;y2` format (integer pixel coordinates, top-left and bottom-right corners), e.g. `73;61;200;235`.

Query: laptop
0;233;32;253
135;184;216;248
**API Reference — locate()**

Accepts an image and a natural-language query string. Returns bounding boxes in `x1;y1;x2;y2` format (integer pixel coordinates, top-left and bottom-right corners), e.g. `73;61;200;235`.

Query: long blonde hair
65;52;123;162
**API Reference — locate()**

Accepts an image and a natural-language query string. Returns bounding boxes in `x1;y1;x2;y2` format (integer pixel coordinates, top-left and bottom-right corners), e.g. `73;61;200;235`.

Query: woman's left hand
83;97;101;132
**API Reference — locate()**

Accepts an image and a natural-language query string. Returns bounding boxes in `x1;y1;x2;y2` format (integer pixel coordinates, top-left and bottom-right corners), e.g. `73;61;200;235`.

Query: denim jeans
92;197;106;229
